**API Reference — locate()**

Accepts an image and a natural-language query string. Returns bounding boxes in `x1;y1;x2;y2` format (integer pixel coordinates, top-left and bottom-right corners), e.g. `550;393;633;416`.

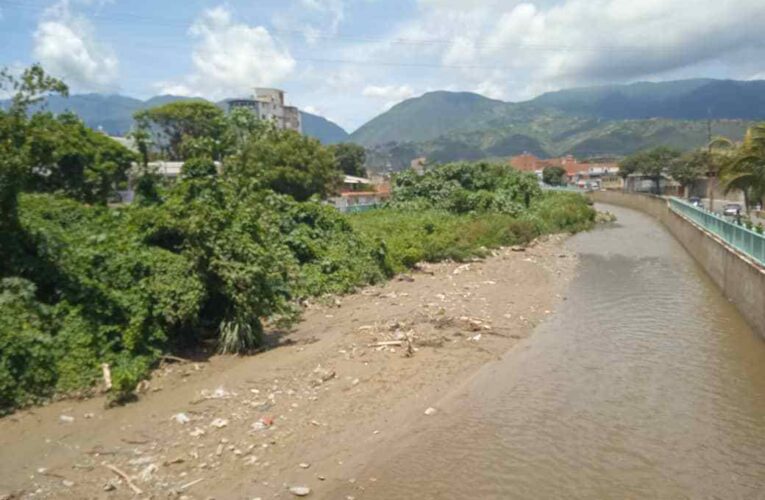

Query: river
333;204;765;499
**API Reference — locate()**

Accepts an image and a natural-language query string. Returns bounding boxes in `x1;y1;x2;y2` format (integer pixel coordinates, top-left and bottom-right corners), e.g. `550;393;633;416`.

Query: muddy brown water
337;204;765;499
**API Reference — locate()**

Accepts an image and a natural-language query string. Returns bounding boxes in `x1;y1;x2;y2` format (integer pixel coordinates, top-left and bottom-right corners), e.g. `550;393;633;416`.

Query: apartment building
227;88;302;133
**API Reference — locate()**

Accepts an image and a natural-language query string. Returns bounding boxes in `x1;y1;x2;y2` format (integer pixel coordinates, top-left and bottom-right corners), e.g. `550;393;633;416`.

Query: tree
134;101;226;161
542;166;567;186
669;150;707;198
719;125;765;213
0;65;68;231
227;125;341;201
330;143;367;177
621;147;680;194
23;112;136;204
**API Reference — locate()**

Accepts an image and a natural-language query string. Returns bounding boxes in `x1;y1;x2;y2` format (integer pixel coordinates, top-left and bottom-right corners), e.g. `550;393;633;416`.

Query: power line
3;0;657;53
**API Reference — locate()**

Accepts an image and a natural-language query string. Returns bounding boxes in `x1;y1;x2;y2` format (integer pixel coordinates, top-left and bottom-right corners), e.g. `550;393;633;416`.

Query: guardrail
541;185;588;192
338;203;380;214
669;197;765;266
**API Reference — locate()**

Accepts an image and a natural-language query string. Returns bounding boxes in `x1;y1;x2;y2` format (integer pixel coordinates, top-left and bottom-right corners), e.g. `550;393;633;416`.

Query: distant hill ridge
1;93;351;145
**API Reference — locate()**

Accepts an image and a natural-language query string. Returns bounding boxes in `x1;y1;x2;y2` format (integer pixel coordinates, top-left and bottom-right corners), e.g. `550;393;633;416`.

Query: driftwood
160;354;192;364
101;363;112;390
179;478;204;491
368;341;404;347
104;464;143;495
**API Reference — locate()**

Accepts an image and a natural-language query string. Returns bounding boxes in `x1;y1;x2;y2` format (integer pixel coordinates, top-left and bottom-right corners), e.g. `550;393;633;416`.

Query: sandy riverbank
0;234;577;500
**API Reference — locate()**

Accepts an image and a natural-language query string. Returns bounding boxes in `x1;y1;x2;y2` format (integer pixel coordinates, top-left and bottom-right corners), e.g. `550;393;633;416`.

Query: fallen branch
101;363;112;390
104;464;143;495
179;478;204;491
160;354;192;364
368;341;404;347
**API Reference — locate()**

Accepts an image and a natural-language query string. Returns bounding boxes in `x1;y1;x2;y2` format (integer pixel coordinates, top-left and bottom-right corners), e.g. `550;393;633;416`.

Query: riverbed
331;204;765;499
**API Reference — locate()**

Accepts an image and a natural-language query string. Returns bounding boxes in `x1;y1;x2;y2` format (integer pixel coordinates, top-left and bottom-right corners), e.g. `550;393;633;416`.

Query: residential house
328;175;391;213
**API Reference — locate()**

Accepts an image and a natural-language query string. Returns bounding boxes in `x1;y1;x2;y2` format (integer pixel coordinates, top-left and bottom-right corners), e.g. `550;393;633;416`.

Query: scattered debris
200;386;234;400
178;478;205;491
453;264;471;275
190;427;206;438
104;464;143;495
172;413;191;424
138;463;158;482
289;486;312;497
101;363;112;390
210;418;229;429
424;407;437;416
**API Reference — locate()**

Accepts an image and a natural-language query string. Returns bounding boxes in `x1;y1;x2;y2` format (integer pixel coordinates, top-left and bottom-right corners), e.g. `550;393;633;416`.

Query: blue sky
2;0;765;131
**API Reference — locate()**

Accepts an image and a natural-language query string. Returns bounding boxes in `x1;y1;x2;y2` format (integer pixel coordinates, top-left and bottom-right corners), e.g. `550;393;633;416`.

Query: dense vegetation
0;66;595;413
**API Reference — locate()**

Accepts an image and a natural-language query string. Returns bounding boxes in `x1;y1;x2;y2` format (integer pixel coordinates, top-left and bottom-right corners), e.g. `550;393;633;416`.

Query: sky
2;0;765;131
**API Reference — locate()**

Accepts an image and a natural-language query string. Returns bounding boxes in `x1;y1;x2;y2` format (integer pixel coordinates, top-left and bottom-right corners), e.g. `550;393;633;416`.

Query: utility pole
707;108;715;213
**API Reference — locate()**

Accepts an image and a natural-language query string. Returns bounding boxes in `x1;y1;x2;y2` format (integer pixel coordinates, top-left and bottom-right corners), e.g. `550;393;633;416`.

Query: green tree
669;150;708;198
330;143;367;177
182;157;217;179
542;166;567;186
719;125;765;212
134;101;226;161
621;147;681;194
23;112;136;204
227;125;341;201
0;65;68;231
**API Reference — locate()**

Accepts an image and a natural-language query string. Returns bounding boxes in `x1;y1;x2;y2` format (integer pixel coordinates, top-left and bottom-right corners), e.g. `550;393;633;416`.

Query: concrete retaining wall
590;191;765;340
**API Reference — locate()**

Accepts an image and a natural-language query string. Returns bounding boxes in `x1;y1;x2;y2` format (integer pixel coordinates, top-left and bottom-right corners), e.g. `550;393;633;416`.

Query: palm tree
719;125;765;214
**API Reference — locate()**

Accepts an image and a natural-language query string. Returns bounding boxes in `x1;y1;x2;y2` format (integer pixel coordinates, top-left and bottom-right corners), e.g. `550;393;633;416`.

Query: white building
227;88;302;133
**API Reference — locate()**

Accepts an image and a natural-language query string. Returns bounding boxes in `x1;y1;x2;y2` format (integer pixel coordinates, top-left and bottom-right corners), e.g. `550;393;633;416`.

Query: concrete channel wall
590;191;765;340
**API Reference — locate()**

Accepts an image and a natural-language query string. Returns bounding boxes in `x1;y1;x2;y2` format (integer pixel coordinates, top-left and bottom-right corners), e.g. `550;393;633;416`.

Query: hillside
300;112;350;144
350;91;525;145
529;79;765;120
366;118;753;172
2;94;349;145
352;78;765;170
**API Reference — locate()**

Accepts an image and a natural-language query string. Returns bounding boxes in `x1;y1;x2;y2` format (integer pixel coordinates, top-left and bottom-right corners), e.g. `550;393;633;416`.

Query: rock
103;480;117;491
59;415;75;423
288;486;311;496
299;463;310;469
172;413;191;424
62;480;74;487
190;428;206;437
138;464;158;482
424;407;437;416
511;246;526;252
210;418;228;429
453;264;471;275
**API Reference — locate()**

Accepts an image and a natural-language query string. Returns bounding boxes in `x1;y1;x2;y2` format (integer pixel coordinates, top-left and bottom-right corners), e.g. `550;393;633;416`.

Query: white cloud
356;0;765;103
158;6;295;99
362;84;416;108
32;0;118;91
273;0;346;43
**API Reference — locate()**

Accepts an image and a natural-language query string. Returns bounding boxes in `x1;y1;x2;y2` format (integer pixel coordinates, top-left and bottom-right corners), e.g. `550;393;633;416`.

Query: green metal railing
341;203;379;214
669;197;765;267
541;185;587;192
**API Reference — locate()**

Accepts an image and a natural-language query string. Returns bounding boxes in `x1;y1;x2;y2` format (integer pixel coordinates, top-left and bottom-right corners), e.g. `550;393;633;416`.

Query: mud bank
0;234;576;500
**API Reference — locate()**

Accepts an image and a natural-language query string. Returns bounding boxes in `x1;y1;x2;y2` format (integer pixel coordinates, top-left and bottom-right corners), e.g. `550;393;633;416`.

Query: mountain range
6;78;765;169
352;79;765;170
3;94;351;145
